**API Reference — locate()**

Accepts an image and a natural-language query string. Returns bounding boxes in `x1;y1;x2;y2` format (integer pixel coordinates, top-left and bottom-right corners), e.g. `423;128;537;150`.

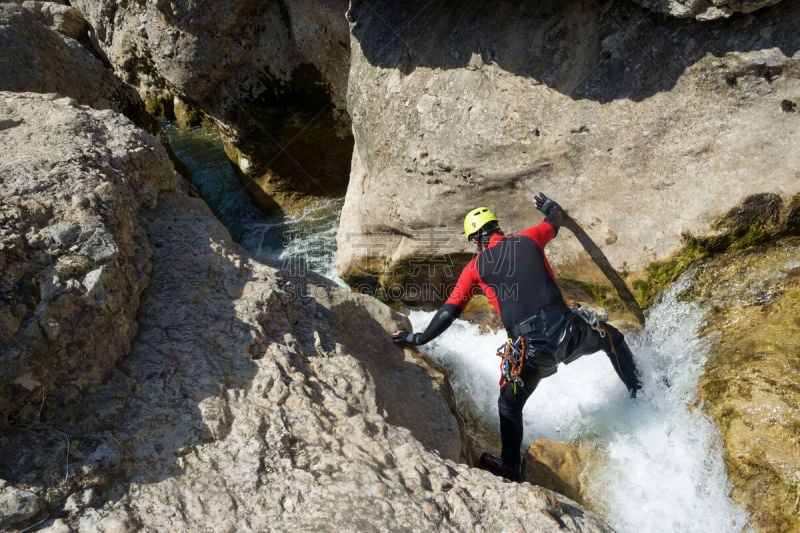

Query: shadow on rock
282;270;465;463
348;0;800;103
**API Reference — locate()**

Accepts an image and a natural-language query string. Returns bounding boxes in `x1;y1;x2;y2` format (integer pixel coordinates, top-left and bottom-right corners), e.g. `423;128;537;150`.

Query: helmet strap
472;225;502;250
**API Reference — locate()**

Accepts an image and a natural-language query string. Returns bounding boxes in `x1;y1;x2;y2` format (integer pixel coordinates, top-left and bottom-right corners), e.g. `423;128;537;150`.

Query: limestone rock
0;480;45;530
337;0;800;310
631;0;784;20
48;191;603;531
0;3;150;128
11;1;89;39
70;0;353;211
689;238;800;532
524;439;597;508
0;92;175;426
0;94;609;531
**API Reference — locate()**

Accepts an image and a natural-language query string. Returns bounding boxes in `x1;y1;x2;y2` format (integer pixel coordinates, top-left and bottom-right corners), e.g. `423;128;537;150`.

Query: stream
163;122;344;282
163;122;749;533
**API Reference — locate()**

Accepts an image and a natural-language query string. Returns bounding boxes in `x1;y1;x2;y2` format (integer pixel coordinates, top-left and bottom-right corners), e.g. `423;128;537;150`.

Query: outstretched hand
392;330;419;346
534;192;559;215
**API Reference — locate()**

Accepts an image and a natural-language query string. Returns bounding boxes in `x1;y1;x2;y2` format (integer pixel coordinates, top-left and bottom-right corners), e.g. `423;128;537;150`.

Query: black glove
534;192;559;215
392;331;420;345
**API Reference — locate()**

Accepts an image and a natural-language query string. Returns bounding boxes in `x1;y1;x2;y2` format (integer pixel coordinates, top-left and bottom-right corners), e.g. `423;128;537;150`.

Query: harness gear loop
496;336;527;392
573;304;606;338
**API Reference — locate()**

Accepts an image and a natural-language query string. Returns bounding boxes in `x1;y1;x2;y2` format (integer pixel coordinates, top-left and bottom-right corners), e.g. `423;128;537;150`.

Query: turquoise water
161;122;343;279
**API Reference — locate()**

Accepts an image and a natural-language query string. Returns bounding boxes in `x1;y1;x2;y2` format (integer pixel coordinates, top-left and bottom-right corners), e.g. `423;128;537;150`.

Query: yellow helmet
463;207;498;240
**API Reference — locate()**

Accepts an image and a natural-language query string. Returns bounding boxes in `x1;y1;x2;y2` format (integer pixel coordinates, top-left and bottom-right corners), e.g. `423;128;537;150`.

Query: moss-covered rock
687;237;800;532
634;193;800;310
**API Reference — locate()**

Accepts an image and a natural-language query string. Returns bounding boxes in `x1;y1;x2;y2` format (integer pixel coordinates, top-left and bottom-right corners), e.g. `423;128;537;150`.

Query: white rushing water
411;276;749;533
165;123;747;532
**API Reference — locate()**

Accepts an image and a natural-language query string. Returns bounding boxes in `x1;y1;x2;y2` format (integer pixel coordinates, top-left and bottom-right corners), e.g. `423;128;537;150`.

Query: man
392;193;641;481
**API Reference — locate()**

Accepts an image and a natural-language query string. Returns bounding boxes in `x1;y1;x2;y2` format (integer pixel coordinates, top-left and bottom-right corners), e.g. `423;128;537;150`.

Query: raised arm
534;192;563;234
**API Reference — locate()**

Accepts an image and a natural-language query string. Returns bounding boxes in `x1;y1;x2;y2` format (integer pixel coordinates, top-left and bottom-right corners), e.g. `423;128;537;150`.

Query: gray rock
39;518;73;533
0;92;175;426
0;480;45;529
0;93;610;532
0;4;151;127
70;0;354;210
631;0;784;20
11;1;90;39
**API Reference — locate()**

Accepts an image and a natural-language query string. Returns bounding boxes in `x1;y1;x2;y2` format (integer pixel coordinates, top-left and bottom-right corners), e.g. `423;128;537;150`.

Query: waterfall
411;275;748;532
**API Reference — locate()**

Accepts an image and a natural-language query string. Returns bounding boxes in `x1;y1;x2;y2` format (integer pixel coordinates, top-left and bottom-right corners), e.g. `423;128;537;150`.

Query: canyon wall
337;0;800;312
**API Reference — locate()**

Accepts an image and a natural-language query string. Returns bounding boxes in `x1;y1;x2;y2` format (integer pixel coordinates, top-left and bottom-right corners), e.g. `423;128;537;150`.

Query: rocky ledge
0;92;610;532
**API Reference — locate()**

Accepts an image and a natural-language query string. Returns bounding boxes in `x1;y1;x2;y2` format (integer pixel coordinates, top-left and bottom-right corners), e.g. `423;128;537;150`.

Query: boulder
10;1;90;40
0;92;175;427
70;0;354;211
0;3;151;128
337;0;800;311
524;439;597;508
0;480;45;530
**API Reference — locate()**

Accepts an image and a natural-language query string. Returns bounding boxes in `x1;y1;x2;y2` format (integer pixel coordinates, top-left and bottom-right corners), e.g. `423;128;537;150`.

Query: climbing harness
496;336;526;392
572;304;623;373
497;305;615;393
572;305;607;338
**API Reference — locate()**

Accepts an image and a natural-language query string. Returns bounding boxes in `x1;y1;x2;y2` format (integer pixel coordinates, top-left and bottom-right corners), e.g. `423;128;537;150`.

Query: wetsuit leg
497;364;542;469
601;323;642;394
556;315;641;394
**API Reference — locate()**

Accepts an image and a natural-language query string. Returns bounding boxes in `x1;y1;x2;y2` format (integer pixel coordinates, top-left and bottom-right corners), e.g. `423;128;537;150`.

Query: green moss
559;279;621;314
728;221;767;250
633;233;709;308
631;193;800;309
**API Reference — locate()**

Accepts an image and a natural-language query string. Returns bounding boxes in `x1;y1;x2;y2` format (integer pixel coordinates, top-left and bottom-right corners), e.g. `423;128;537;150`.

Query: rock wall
337;0;800;310
70;0;354;212
0;92;611;532
0;3;152;129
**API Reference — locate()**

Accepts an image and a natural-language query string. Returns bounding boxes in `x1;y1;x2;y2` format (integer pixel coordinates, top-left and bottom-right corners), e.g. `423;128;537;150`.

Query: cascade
410;275;748;532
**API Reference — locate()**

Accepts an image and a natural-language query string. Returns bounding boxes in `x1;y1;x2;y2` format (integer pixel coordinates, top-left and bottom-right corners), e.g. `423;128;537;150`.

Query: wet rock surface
524;439;596;508
689;237;800;532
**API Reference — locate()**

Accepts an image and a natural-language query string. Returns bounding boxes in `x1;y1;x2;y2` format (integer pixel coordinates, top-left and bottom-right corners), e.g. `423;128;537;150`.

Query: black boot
479;452;521;482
